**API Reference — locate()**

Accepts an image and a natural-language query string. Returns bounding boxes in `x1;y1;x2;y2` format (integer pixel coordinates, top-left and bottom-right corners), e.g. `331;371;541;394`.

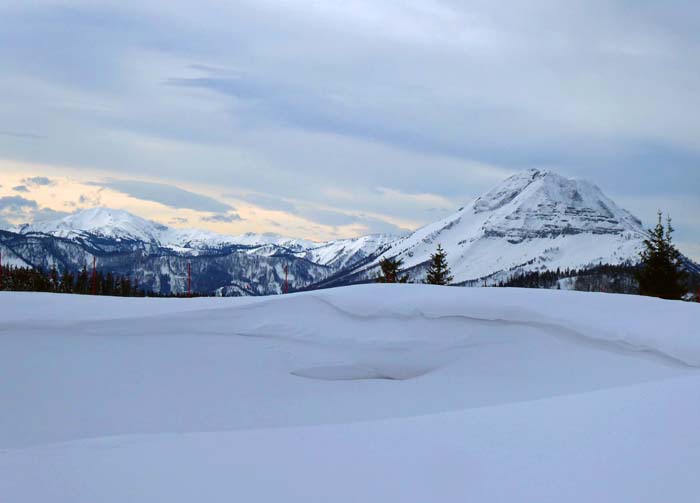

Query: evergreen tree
50;265;59;292
424;244;453;285
76;265;89;294
376;256;409;283
636;212;686;300
120;277;132;297
104;272;115;296
60;270;75;294
0;263;147;297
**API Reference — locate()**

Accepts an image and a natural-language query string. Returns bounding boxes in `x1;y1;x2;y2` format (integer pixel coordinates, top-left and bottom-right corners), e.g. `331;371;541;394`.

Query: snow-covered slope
17;207;170;244
367;169;647;283
296;234;396;269
13;207;381;258
15;208;309;252
226;232;318;252
6;208;395;294
1;286;700;502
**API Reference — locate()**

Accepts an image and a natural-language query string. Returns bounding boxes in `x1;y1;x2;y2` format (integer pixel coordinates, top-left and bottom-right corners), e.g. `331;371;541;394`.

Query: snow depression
1;285;700;502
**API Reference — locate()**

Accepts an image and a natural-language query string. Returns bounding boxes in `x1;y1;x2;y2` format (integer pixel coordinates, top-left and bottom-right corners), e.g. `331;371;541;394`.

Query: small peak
523;168;552;178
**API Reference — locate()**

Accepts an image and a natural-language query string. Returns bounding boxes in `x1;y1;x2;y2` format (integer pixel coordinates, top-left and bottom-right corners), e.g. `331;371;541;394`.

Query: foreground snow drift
1;286;699;502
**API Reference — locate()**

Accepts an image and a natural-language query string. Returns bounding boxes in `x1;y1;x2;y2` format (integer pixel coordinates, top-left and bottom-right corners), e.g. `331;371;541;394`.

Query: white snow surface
296;233;396;268
1;285;700;502
372;169;648;282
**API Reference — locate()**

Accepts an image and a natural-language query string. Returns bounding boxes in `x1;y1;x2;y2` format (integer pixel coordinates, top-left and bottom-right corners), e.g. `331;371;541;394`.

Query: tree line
0;264;145;297
498;264;640;294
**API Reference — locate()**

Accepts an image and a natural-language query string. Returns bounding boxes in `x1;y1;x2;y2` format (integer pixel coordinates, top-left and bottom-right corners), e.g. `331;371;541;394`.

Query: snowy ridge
18;208;170;244
296;234;396;268
16;208;319;252
227;232;318;252
364;169;648;283
3;169;665;293
13;207;389;260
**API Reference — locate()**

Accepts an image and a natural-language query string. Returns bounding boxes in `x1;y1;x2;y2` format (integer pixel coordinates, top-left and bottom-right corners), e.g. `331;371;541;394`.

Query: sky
0;0;698;258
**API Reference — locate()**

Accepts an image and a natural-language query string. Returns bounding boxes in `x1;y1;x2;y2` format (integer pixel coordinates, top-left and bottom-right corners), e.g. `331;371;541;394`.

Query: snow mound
291;364;429;381
2;286;700;502
315;285;700;366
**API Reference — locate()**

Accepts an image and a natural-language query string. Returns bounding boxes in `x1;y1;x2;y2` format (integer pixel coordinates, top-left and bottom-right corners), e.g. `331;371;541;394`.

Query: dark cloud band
91;179;233;213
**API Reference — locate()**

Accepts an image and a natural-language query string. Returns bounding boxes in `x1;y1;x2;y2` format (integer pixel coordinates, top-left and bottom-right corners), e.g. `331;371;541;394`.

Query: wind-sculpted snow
4;376;699;503
1;286;699;502
315;286;700;366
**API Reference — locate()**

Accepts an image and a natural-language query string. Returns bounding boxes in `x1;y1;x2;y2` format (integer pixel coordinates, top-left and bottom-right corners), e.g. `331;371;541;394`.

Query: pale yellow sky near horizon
0;159;428;241
2;159;699;262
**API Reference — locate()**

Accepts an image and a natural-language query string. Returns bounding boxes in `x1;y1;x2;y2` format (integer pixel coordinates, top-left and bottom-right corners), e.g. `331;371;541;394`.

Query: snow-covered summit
12;207;386;263
370;169;647;283
15;207;270;251
470;168;644;238
18;208;169;243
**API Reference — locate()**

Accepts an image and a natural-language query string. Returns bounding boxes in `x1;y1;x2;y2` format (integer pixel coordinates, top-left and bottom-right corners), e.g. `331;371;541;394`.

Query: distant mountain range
2;169;694;295
1;207;397;295
325;169;651;286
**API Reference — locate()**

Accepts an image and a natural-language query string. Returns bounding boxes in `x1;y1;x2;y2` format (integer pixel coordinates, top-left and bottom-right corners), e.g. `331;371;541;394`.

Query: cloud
169;216;189;225
77;194;101;206
0;1;698;249
0;195;38;211
12;185;29;193
201;212;242;223
31;207;71;223
355;216;410;236
91;179;233;213
298;207;409;235
234;193;297;213
0;130;45;140
0;195;39;228
298;208;357;227
22;176;56;186
0;197;69;228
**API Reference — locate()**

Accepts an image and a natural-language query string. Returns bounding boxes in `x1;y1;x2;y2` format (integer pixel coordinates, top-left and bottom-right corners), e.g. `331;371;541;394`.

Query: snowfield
1;285;699;502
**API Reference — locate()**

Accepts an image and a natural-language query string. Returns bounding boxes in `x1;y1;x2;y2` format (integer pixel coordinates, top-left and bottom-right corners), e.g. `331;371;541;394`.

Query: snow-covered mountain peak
473;168;548;213
469;169;643;236
16;207;314;251
19;207;169;243
12;207;387;269
297;233;397;269
366;169;648;284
